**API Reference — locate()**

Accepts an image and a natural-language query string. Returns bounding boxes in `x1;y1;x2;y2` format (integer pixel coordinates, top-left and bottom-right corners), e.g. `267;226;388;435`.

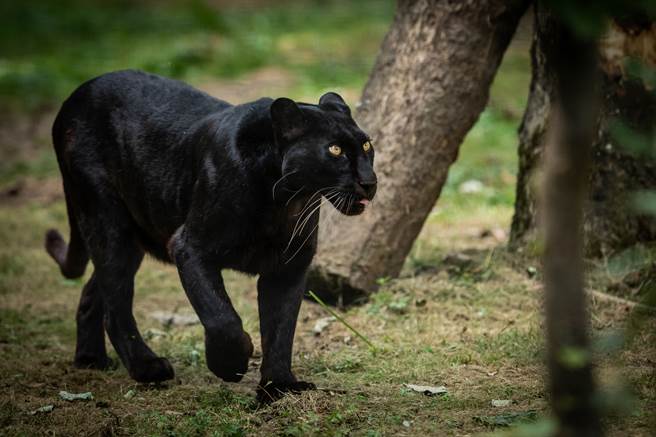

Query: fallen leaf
59;391;93;401
491;399;512;407
312;316;335;335
403;383;448;396
30;405;54;415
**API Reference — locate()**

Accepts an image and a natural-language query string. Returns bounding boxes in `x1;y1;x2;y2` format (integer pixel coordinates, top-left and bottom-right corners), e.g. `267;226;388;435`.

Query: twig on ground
588;289;655;312
529;283;655;311
316;387;348;394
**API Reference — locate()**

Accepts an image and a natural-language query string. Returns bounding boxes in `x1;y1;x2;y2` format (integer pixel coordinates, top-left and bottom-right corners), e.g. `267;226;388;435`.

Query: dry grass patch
1;191;654;436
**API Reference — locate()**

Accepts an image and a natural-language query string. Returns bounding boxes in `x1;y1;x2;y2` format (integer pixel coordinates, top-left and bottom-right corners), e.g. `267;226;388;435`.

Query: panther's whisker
285;189;338;253
287;192;345;265
346;193;354;215
291;190;335;239
323;195;345;237
295;191;340;240
330;196;345;223
284;200;326;262
272;170;299;200
285;194;321;252
287;191;339;253
285;186;305;207
293;190;322;218
292;187;338;217
285;199;330;265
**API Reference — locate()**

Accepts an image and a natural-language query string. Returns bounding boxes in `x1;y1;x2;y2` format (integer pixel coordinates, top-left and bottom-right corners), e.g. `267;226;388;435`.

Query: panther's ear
319;92;351;116
271;97;305;143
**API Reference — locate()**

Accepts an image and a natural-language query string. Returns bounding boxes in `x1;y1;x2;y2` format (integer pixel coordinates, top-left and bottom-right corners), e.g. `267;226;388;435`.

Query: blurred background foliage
0;0;393;111
0;0;531;213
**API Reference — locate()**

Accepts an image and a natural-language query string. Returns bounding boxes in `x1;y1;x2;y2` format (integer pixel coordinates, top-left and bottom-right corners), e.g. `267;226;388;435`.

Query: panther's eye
328;145;342;156
363;141;372;152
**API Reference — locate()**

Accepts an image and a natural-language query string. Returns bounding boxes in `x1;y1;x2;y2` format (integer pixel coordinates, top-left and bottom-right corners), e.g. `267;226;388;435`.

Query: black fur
45;70;377;401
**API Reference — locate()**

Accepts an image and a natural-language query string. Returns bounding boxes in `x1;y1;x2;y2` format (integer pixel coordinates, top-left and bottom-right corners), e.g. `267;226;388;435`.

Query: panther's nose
357;179;377;199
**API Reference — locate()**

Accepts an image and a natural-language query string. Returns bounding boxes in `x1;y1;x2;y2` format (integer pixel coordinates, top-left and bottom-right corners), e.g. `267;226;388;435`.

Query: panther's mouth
329;193;370;216
350;197;369;215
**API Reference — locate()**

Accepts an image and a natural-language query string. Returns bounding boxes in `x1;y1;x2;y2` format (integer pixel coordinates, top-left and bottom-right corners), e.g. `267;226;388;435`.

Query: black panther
44;70;377;401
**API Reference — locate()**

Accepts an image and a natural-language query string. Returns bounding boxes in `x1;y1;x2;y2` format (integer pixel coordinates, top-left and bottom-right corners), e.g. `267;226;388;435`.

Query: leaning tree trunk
510;11;656;256
308;0;530;304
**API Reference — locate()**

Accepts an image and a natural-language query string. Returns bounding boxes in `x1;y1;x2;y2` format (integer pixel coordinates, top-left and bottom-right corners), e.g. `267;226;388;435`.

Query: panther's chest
223;207;314;274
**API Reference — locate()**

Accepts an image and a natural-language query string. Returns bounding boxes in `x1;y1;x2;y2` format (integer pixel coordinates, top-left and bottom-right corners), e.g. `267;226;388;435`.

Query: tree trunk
510;11;656;256
539;5;602;435
308;0;530;304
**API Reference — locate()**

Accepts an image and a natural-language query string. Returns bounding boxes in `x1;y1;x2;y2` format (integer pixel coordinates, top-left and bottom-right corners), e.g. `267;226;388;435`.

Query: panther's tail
45;191;89;279
45;107;89;279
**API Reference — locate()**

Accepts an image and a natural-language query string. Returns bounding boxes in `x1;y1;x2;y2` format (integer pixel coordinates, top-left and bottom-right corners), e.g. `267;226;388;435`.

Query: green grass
442;109;521;208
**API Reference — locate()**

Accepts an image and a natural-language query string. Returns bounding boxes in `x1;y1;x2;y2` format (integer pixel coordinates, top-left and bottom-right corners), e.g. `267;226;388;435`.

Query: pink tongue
359;199;370;206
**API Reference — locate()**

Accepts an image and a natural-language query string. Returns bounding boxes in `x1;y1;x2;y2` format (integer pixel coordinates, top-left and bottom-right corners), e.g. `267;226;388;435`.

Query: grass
1;1;655;436
1;206;653;435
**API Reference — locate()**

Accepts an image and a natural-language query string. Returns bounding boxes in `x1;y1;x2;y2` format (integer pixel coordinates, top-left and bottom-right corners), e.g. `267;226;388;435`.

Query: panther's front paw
256;380;317;403
206;329;254;382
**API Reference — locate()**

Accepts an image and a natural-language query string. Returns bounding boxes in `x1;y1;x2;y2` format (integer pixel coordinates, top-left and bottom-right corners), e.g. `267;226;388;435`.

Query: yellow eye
328;145;342;156
363;141;372;152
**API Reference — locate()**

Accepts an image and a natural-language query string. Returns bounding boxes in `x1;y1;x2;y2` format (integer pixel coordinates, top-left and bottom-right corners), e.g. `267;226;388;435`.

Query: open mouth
328;193;370;216
351;197;369;214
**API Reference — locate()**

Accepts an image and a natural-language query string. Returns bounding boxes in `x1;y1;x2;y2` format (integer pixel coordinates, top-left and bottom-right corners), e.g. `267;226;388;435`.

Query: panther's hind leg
78;200;174;383
95;233;174;383
73;273;112;370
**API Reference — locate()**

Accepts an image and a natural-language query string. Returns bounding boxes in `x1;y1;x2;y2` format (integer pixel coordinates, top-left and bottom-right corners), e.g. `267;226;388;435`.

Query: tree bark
539;5;602;435
510;11;656;256
309;0;530;304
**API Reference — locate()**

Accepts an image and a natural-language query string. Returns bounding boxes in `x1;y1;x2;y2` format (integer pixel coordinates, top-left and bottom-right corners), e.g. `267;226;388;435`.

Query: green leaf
606;243;655;279
557;346;590;369
631;190;656;216
609;120;655;158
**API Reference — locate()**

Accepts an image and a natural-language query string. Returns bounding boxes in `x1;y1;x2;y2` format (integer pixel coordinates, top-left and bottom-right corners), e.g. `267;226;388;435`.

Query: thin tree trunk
511;12;656;255
540;6;602;435
309;0;530;304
